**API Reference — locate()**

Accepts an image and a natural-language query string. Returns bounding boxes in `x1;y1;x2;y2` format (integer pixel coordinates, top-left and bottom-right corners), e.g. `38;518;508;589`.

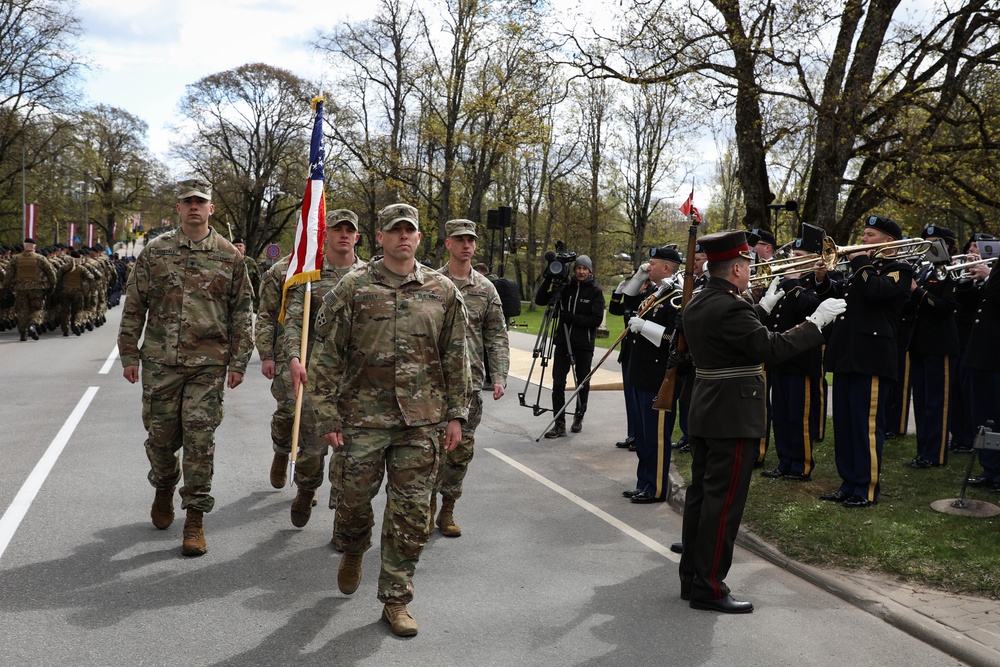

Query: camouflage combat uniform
435;264;509;501
118;228;254;513
282;255;366;496
255;255;294;458
3;247;57;335
56;256;97;334
308;257;470;604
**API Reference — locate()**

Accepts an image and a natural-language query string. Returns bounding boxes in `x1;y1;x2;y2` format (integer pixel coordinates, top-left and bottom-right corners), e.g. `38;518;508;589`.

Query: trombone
749;237;933;283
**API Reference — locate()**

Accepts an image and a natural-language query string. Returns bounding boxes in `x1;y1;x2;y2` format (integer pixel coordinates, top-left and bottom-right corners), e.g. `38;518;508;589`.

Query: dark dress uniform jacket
824;255;914;380
684;277;824;439
623;284;681;392
962;259;1000;371
763;277;823;376
908;270;959;356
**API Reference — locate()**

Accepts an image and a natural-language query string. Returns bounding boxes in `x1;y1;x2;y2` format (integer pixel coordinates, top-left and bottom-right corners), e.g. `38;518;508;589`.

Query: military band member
620;246;682;504
432;219;509;536
118;178;254;557
678;230;844;613
820;215;914;508
308;203;470;637
906;225;959;468
285;209;366;527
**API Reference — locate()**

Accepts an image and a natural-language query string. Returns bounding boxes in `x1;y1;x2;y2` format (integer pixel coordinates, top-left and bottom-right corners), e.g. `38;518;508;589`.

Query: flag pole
288;281;312;486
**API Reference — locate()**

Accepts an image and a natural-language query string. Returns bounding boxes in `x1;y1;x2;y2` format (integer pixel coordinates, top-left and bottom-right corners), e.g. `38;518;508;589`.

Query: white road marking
485;448;680;562
99;345;119;375
0;387;100;561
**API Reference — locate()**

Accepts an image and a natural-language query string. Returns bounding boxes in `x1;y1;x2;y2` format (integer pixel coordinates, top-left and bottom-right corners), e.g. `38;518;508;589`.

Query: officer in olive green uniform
433;219;509;537
118;179;254;557
308;203;470;637
255;253;294;486
283;209;366;527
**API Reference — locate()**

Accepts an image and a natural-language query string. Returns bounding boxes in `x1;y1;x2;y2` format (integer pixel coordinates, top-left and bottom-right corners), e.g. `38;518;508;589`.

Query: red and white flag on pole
679;190;702;223
279;97;326;324
24;203;38;239
87;223;94;247
68;223;75;246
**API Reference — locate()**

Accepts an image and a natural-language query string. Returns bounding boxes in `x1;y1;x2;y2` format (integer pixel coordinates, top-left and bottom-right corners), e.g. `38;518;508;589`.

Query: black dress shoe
989;483;1000;494
622;488;641;498
784;472;812;482
967;475;990;487
670;542;683;554
627;442;636;452
629;491;664;504
842;495;876;508
819;490;848;502
760;468;785;479
906;457;936;468
885;432;897;440
615;437;634;449
690;594;754;614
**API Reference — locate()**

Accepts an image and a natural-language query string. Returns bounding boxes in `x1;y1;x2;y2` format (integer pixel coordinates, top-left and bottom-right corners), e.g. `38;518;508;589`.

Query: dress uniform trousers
910;353;955;465
884;346;911;436
832;372;889;502
628;385;674;499
770;371;822;476
679;436;757;601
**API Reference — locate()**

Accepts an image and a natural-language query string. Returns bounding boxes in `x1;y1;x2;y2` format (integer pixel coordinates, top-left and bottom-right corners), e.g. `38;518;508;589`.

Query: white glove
628;316;666;347
613;279;627;295
757;277;784;314
622;263;650;296
701;261;710;280
805;298;847;330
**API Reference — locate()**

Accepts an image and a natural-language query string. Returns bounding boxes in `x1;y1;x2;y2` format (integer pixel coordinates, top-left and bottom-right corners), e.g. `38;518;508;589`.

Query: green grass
670;425;1000;599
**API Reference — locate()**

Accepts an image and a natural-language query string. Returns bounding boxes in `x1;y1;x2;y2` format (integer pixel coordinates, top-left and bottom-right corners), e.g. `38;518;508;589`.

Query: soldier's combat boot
544;420;567;439
290;488;314;527
181;509;207;557
19;331;26;341
382;602;418;637
269;452;288;488
28;325;38;341
571;414;584;433
338;553;363;594
85;319;93;331
437;497;461;537
151;487;175;529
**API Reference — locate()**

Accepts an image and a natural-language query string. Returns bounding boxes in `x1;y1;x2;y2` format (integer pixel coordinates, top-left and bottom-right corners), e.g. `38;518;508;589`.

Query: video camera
543;241;577;284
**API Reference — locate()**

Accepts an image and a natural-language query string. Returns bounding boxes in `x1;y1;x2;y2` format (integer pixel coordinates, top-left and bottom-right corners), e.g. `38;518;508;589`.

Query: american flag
279;97;326;324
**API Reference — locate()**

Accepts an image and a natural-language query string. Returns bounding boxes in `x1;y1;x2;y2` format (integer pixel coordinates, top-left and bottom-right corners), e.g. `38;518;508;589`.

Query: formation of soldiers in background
0;239;132;341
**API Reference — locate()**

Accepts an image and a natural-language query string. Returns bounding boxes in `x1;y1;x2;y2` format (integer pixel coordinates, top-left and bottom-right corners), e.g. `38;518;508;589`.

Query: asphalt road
0;305;966;666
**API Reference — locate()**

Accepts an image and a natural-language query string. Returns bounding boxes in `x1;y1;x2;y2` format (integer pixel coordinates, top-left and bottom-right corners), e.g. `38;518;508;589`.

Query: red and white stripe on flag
87;224;94;247
68;223;75;246
279;97;327;324
23;203;38;239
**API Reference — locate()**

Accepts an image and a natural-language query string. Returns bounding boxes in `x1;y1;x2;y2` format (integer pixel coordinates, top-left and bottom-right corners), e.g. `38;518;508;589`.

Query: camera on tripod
543;241;577;285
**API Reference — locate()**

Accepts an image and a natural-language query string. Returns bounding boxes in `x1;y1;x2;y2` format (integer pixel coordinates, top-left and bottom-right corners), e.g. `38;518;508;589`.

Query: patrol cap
327;209;359;230
864;214;901;240
378;203;419;231
922;225;956;243
749;228;776;247
698;230;753;262
445;219;477;238
232;237;245;245
649;245;682;264
177;178;212;200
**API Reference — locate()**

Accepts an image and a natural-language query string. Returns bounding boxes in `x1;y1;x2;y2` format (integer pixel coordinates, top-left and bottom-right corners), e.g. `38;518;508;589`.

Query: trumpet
749;237;933;283
945;256;996;280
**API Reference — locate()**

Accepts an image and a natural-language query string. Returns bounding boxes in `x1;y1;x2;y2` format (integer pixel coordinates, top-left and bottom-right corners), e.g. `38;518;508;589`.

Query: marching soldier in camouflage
255;253;295;487
118;178;254;558
433;219;509;537
284;209;366;528
56;249;98;336
308;203;470;637
3;238;57;341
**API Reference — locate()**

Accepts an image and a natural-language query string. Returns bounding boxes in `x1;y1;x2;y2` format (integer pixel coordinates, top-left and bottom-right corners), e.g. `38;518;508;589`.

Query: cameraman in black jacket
534;255;606;437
